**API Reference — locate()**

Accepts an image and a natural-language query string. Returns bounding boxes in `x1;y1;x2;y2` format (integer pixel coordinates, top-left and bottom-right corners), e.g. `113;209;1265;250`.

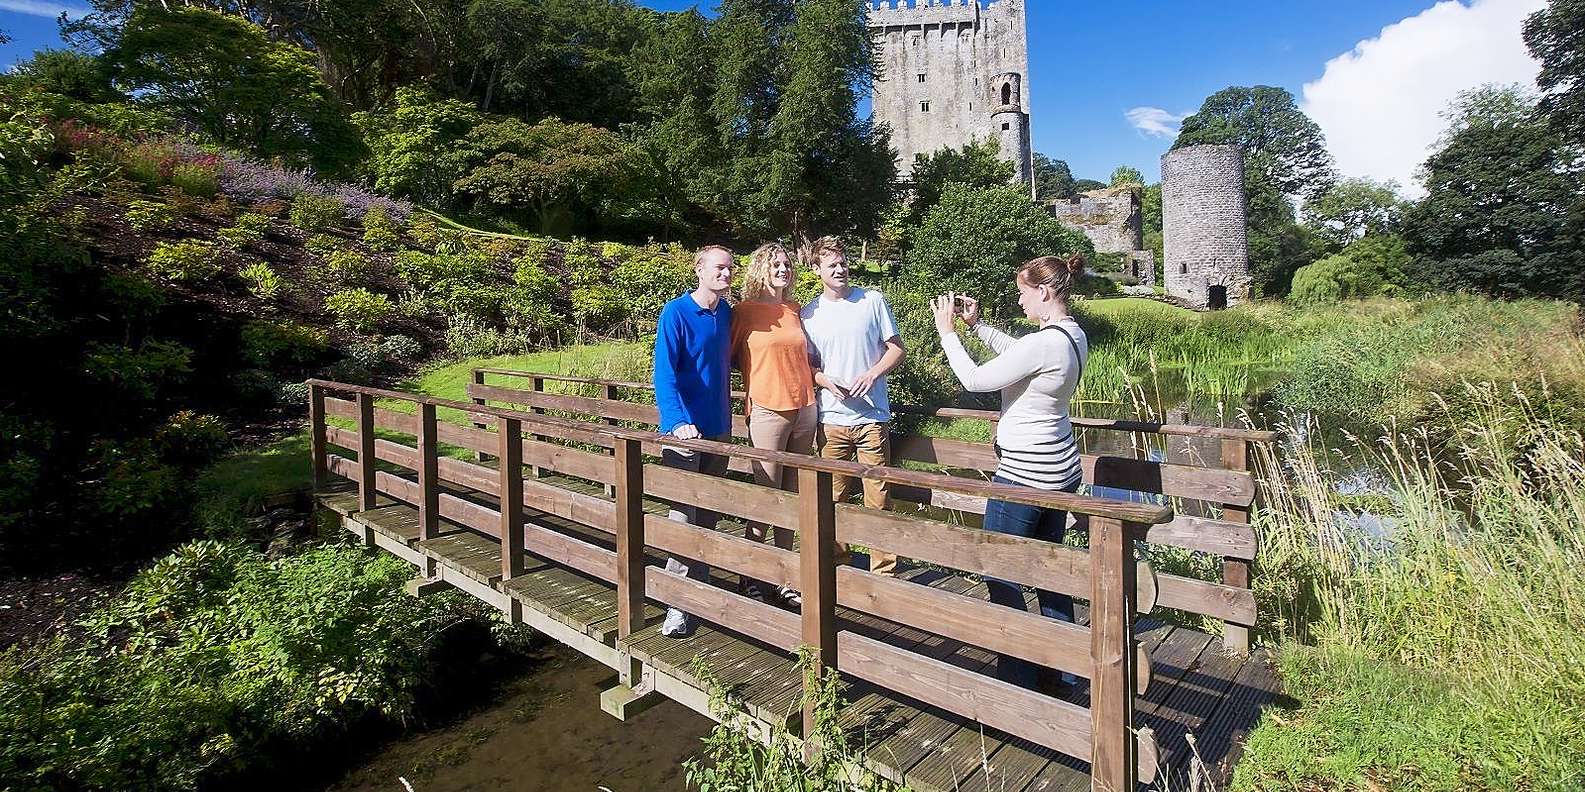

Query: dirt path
324;646;713;792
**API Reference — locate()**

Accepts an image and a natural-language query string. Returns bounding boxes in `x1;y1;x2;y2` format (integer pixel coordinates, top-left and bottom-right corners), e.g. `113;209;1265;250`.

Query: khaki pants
746;403;818;550
818;422;894;575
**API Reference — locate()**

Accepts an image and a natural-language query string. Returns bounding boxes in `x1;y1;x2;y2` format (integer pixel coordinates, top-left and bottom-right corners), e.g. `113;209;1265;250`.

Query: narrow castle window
920;101;931;113
1180;262;1188;274
1001;84;1012;105
1001;122;1010;131
917;73;926;83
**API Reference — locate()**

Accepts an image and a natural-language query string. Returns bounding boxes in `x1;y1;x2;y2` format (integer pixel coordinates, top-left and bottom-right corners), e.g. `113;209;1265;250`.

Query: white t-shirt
800;287;900;426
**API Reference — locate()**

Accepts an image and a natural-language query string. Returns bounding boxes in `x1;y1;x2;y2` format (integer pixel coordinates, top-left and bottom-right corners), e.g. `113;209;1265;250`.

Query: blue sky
1;0;1544;187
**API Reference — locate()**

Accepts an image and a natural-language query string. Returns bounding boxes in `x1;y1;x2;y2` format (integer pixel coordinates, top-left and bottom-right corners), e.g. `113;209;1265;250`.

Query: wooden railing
470;368;1273;653
309;378;1177;790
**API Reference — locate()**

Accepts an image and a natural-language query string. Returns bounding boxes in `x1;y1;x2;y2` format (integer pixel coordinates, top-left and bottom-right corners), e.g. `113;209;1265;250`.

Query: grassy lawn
193;431;314;537
384;343;650;424
1074;296;1193;319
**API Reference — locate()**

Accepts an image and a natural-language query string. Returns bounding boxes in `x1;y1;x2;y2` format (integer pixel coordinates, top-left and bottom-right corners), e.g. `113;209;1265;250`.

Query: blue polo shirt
653;292;732;437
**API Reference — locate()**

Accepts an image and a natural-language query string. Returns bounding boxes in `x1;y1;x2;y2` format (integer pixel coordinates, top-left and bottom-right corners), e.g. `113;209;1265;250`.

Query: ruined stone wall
868;0;1031;185
1050;187;1154;287
1162;144;1250;309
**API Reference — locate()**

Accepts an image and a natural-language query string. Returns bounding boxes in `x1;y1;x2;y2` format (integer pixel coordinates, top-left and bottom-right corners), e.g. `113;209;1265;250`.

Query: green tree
1173;85;1335;200
353;86;483;206
1302;177;1408;254
1033;152;1075;201
907;183;1092;318
907;138;1014;225
1403;85;1585;300
1142;182;1164;280
1073;178;1106;192
8;49;116;102
1289;234;1411;306
452;116;637;235
104;6;361;174
1109;165;1144;187
1524;0;1585;146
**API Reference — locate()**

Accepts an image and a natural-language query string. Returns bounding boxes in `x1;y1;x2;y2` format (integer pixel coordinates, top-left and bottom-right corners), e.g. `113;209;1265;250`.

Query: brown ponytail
1018;253;1085;297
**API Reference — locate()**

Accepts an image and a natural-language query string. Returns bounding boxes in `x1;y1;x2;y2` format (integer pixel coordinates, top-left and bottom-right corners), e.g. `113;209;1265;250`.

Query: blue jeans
983;474;1080;689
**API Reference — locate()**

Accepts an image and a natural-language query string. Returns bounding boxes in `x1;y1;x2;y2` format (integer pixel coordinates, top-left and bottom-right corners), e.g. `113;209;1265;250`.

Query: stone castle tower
1162;144;1251;310
867;0;1033;188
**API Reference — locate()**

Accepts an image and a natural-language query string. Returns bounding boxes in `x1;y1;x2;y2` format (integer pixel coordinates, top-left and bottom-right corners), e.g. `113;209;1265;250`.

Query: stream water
322;647;712;792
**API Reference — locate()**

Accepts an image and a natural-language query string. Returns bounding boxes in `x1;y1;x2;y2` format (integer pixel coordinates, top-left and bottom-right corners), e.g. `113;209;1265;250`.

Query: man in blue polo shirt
653;245;734;638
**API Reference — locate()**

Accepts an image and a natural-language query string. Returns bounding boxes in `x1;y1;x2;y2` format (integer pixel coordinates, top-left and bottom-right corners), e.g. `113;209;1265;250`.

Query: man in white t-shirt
799;236;907;576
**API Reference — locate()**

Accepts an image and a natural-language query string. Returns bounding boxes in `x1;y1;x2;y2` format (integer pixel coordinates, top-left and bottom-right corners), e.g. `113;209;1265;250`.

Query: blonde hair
1017;253;1086;298
743;242;792;301
806;236;846;267
693;244;733;272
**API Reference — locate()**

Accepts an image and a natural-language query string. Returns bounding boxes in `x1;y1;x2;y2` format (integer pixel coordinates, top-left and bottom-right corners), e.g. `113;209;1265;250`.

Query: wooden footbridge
307;370;1280;791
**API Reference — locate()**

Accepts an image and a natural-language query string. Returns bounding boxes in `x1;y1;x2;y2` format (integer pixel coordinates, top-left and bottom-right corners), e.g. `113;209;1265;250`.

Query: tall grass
1234;384;1585;790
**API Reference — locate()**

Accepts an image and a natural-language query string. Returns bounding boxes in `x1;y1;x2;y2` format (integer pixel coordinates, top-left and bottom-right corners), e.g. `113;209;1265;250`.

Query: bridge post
1089;517;1141;792
1220;438;1252;655
308;383;328;489
417;402;441;555
355;392;377;512
603;384;621;497
471;370;492;464
614;437;645;640
499;417;525;580
797;467;837;757
528;376;546;478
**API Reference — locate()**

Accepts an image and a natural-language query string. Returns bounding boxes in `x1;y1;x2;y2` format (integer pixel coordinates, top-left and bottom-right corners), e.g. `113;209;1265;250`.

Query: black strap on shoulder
1040;324;1085;379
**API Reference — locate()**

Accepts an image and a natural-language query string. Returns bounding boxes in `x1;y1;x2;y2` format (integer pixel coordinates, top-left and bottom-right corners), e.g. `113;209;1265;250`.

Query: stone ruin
1048;186;1156;288
1161;144;1251;310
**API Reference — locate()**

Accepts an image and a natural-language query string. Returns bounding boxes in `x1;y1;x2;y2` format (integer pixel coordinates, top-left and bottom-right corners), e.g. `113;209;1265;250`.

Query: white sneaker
660;607;696;638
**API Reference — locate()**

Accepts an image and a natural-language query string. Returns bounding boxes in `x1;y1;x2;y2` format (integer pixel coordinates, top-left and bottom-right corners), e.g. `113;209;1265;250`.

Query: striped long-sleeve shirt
939;318;1088;490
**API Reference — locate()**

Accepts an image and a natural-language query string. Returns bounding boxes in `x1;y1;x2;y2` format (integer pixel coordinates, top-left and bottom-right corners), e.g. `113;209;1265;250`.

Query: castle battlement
866;0;1022;29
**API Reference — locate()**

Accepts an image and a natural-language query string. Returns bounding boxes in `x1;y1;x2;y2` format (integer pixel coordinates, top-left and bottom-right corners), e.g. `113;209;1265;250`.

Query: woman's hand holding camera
931;293;980;336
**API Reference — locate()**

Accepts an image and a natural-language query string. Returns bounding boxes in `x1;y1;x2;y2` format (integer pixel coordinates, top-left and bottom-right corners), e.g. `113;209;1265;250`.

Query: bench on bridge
307;372;1278;792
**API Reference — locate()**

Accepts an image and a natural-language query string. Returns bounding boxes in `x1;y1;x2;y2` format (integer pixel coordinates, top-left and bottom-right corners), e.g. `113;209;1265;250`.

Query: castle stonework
868;0;1033;188
1049;187;1156;287
1162;145;1251;310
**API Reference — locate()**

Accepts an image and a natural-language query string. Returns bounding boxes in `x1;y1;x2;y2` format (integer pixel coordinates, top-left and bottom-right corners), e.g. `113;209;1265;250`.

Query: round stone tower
1162;144;1251;309
990;72;1032;186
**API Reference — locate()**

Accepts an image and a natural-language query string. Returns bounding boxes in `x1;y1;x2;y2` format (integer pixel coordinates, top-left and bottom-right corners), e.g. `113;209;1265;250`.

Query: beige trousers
746;403;818;550
817;422;894;575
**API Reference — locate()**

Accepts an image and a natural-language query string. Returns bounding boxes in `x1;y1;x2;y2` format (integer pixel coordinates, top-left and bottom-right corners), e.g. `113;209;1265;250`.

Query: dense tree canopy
1033;153;1075;201
1109;166;1144;187
9;49;116;102
1302;177;1408;254
906;138;1014;226
1403;85;1585;301
1173;85;1335;200
1524;0;1585;147
453;117;637;235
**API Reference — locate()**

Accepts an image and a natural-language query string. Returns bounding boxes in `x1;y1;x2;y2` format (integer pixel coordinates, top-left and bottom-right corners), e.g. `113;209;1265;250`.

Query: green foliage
1524;0;1585;148
238;261;282;299
9;48;116;102
351;86;482;205
104;6;361;174
143;239;221;283
453;116;636;235
1173;84;1335;200
1289;235;1411;306
154;410;229;466
324;288;394;333
0;541;468;789
906;183;1093;319
240;320;328;367
325;249;372;283
289;192;347;232
1033;152;1076;200
82;339;193;403
217;211;270;249
168;160;218;198
360;203;401;251
1108;165;1144;186
609;244;695;329
570;284;629;330
906;138;1015;227
123;198;175;231
304;233;340;257
1302;176;1408;253
1402;85;1585;301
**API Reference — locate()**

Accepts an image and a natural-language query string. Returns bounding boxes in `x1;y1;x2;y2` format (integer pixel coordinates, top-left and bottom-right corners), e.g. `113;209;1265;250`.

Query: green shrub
1289;235;1411;307
143;240;221;283
443;313;532;357
360;204;402;251
154;410;229;465
239;261;282;299
571;284;628;330
168;161;218;198
82;340;193;403
407;212;442;250
326;249;372;283
120;140;178;190
562;239;605;286
305;233;340;256
124;199;176;231
324;288;394;333
609;244;694;329
217;212;271;249
288;192;346;232
240;320;328;367
0;541;478;790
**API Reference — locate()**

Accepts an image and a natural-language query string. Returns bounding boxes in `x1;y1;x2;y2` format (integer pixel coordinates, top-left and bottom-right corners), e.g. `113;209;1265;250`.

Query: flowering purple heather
212;149;414;221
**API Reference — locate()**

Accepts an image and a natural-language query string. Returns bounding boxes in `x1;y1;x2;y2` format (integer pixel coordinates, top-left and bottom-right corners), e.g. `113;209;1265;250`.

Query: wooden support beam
471;370;491;463
499;417;525;580
614;437;644;639
1088;517;1141;792
798;468;837;754
1221;438;1253;655
417;403;441;543
309;383;328;489
356;392;377;511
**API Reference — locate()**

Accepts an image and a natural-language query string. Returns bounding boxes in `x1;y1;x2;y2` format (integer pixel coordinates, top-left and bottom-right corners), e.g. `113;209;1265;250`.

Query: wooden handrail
473;367;1279;443
307;379;1173;524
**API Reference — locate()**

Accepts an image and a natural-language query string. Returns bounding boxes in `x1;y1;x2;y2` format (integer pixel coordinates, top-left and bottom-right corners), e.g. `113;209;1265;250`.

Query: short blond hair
693;244;733;271
743;242;792;302
807;236;845;266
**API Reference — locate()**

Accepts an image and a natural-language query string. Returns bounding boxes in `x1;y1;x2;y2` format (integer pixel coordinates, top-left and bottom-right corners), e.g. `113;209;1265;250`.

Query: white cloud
1301;0;1544;196
0;0;89;18
1124;106;1190;139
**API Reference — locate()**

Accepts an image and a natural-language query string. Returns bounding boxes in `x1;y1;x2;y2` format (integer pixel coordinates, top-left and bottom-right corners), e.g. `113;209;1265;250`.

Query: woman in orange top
731;242;826;606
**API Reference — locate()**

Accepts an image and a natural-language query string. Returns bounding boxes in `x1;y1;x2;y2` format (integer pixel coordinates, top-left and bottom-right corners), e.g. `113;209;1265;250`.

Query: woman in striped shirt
931;253;1089;691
